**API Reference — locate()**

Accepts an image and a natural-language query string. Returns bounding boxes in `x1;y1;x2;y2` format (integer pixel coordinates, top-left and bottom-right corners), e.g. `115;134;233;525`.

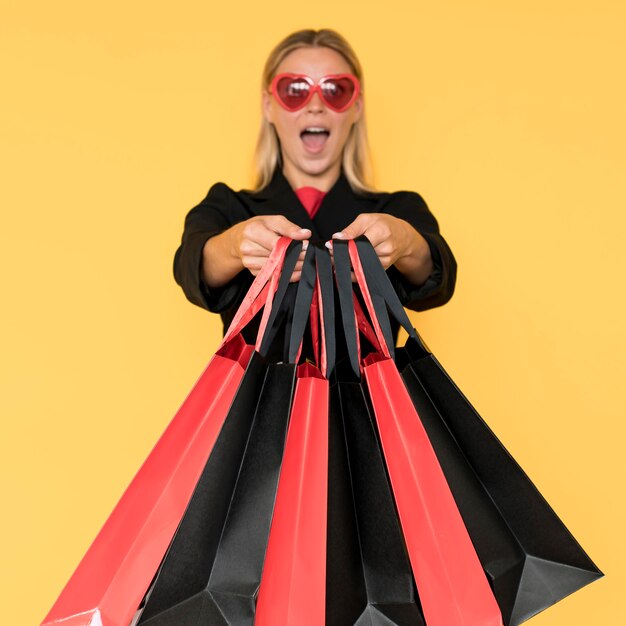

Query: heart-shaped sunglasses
269;73;361;112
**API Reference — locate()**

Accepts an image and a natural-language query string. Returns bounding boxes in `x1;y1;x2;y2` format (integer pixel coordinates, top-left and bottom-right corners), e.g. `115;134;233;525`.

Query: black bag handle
332;239;360;377
258;241;336;377
344;236;433;363
285;241;317;363
334;236;430;367
286;242;336;376
352;237;432;358
353;237;419;345
313;243;336;377
334;237;405;364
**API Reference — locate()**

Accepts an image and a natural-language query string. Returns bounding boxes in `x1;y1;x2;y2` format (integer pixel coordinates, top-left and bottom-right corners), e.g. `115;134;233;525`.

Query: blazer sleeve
173;182;253;313
381;191;457;312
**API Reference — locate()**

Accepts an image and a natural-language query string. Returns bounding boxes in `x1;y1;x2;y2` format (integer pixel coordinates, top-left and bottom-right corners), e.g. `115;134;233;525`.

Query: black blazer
173;167;457;349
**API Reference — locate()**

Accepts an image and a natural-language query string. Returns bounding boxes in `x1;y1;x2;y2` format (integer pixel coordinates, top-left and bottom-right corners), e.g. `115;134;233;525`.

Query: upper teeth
305;128;327;133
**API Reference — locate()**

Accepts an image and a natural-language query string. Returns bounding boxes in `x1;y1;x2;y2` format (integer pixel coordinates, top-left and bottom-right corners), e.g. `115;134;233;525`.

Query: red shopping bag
41;237;298;626
343;238;503;626
255;244;334;626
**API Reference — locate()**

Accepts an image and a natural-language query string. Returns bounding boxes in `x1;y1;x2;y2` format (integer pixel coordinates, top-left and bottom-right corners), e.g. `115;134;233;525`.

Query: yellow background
1;1;623;624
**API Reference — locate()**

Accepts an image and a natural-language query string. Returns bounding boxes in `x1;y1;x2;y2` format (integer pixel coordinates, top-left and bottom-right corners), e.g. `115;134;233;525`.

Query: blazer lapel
245;167;381;242
246;168;318;235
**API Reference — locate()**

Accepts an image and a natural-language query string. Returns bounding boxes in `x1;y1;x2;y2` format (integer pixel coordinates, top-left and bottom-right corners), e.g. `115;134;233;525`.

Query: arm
173;183;237;312
173;183;310;313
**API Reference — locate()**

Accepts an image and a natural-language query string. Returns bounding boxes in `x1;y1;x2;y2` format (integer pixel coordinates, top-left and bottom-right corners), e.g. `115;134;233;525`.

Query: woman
126;31;461;626
173;28;457;345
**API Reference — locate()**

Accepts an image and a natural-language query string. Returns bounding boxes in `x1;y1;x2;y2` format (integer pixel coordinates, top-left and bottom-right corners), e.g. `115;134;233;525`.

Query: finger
241;256;266;273
347;217;392;249
365;228;389;249
250;228;309;257
331;213;373;240
241;222;280;252
288;247;308;280
373;239;394;258
265;215;311;240
376;256;393;270
239;238;273;257
324;242;336;267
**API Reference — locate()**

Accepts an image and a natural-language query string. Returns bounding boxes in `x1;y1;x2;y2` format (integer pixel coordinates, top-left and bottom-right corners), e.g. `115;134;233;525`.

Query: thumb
268;215;311;239
332;214;370;240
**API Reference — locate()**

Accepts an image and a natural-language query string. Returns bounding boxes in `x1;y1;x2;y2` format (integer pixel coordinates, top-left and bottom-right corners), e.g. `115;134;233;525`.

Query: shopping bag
335;238;503;626
314;243;424;625
41;237;299;626
136;242;321;626
255;243;335;626
346;236;604;625
331;372;427;624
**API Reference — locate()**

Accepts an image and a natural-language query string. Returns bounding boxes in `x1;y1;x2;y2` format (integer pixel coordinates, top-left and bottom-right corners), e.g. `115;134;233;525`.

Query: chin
302;165;330;177
299;157;340;177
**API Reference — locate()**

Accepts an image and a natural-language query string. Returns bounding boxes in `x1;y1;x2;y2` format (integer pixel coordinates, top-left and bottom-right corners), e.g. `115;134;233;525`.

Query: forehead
275;46;353;79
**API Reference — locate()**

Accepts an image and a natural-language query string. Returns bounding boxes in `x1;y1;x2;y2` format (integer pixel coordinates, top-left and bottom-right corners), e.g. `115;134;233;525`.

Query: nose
307;88;325;112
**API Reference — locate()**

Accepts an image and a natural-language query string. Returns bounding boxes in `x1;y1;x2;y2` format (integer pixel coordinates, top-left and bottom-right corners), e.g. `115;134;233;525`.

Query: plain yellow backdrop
1;1;623;624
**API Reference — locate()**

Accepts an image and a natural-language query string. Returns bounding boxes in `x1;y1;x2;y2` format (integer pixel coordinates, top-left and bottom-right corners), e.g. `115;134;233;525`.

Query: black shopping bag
325;238;427;625
344;237;604;626
327;366;427;625
137;241;318;626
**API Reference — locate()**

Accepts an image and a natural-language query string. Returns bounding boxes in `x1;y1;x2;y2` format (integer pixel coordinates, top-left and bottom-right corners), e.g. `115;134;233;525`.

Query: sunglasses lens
275;76;311;110
273;75;358;111
321;77;356;110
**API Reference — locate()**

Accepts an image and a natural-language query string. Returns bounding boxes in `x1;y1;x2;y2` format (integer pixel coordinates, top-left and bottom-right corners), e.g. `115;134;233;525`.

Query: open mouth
300;127;330;152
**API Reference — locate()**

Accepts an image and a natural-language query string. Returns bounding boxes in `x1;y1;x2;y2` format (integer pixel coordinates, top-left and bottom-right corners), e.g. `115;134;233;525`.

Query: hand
326;213;433;285
202;215;310;288
231;215;311;282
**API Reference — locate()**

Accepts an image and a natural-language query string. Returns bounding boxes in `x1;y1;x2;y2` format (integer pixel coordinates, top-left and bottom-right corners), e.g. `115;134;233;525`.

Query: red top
295;186;327;219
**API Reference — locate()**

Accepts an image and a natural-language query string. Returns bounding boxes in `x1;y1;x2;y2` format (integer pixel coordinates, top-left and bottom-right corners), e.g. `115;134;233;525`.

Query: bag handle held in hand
334;239;389;377
257;239;304;355
313;244;336;377
348;237;420;353
334;238;397;368
279;243;336;377
286;243;337;379
332;239;360;376
221;236;294;348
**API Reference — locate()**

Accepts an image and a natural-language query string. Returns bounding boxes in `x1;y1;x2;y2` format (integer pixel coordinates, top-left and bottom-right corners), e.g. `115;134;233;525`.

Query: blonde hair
253;29;376;194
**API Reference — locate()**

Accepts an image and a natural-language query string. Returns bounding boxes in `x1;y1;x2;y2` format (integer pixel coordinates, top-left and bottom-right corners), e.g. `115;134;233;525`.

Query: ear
262;90;273;124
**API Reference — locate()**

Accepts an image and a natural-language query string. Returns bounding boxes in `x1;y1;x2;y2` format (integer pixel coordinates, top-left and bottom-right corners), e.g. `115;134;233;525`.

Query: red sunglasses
269;73;361;112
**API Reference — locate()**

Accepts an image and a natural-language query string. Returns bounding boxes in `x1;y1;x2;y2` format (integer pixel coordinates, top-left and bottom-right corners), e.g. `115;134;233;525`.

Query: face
262;46;363;187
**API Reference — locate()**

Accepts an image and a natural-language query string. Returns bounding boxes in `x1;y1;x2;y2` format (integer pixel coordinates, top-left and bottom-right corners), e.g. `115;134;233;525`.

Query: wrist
201;225;246;288
225;222;244;263
393;224;433;283
395;218;421;265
